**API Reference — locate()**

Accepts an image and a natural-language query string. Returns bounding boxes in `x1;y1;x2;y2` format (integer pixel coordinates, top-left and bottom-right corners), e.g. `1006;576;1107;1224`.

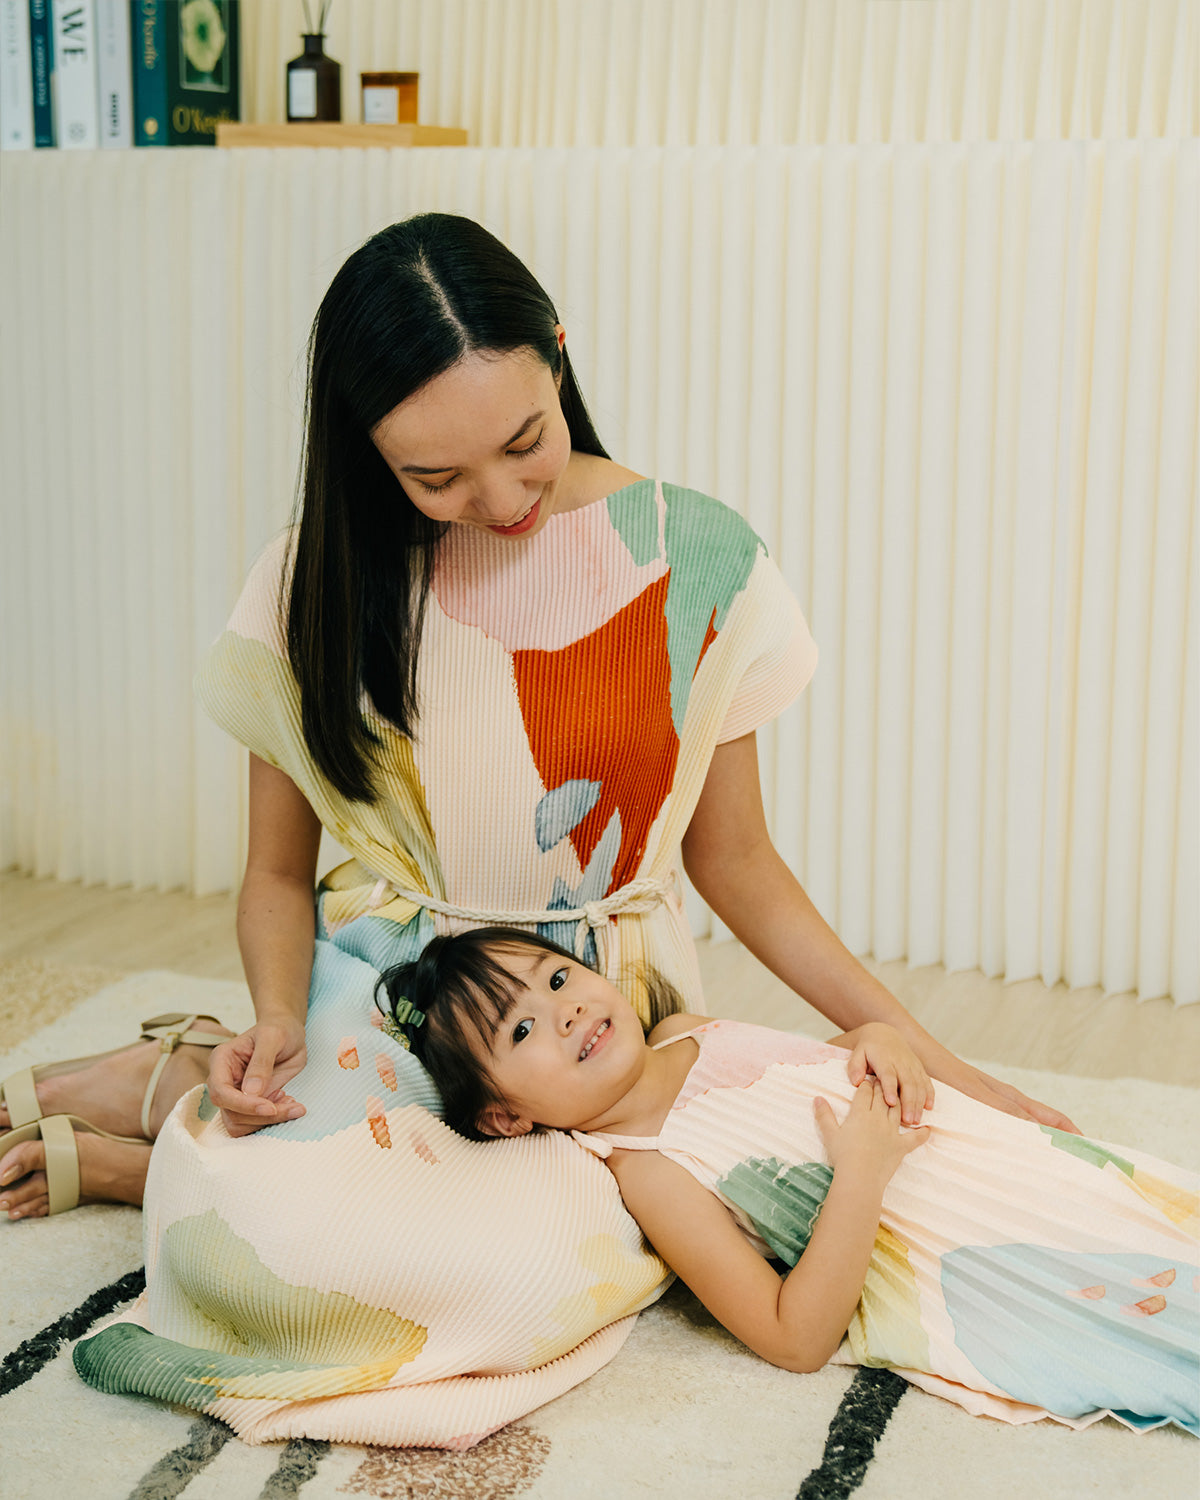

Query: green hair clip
381;997;426;1050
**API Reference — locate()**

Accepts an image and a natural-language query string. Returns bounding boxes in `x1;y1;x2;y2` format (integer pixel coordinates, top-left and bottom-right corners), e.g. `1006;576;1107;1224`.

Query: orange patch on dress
337;1038;360;1069
1133;1268;1176;1288
512;574;678;891
1070;1285;1106;1300
1122;1294;1167;1316
366;1096;391;1148
376;1054;398;1092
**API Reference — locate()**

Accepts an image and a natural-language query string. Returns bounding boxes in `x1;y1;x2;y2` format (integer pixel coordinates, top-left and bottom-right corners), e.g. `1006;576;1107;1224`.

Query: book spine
29;0;55;145
165;0;237;146
95;0;129;146
0;0;34;148
51;0;98;148
130;0;165;145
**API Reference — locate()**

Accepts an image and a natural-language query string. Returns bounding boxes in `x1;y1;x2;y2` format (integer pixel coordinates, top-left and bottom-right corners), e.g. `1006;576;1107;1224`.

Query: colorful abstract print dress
74;481;817;1448
577;1020;1200;1436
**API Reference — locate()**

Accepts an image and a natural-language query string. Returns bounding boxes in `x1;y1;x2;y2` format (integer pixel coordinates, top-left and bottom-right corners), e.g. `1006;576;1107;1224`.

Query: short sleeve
717;552;818;743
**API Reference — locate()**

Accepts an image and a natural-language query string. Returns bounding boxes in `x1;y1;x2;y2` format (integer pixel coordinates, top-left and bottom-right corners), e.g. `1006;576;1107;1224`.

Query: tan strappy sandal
2;1012;227;1137
0;1014;227;1214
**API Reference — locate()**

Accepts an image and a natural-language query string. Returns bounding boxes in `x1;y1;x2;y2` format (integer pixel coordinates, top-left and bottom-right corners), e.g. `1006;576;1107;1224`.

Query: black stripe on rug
0;1265;146;1397
126;1416;234;1500
796;1367;909;1499
258;1439;332;1499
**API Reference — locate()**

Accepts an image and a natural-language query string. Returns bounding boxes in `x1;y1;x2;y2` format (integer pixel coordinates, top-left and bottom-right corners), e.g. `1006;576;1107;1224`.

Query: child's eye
549;968;568;991
512;1019;532;1044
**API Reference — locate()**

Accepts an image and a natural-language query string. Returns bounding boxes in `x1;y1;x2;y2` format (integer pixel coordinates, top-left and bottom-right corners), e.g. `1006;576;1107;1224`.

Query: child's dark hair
376;926;684;1141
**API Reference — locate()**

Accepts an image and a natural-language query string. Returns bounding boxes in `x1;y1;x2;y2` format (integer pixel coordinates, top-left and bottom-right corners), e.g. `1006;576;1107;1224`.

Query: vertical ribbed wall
1;142;1195;1002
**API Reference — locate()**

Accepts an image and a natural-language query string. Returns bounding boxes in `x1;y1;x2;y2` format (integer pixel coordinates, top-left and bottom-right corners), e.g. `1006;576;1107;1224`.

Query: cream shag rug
0;968;1196;1500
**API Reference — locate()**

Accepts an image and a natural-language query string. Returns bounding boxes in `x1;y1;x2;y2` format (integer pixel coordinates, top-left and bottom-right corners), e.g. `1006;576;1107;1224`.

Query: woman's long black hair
287;213;609;801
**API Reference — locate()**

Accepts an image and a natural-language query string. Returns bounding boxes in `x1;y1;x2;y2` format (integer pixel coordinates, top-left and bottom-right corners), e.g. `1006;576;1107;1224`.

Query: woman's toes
0;1150;50;1219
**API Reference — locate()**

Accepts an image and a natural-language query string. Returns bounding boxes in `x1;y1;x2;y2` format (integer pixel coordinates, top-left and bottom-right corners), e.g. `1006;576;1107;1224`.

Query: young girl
381;925;1199;1437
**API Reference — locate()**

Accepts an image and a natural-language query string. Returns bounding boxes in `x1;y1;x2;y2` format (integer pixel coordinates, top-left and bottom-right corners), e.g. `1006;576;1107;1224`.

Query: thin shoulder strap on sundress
650;1024;709;1052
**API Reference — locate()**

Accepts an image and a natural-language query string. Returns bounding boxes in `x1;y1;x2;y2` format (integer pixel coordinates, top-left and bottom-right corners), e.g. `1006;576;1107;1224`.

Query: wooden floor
2;870;1197;1086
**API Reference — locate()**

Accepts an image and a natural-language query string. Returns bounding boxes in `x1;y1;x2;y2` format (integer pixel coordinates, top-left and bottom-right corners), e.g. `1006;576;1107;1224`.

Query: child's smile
473;949;652;1136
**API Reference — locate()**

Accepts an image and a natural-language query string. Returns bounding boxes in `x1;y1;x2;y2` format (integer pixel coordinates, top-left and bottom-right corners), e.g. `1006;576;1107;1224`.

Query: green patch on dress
74;1209;427;1406
196;1086;217;1123
1040;1126;1135;1178
606;479;660;565
716;1157;833;1265
662;484;764;733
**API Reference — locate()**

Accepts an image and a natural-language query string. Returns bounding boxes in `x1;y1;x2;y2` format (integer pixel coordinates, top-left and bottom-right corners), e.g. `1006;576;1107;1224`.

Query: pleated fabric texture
578;1019;1200;1435
72;480;817;1445
241;0;1198;146
1;141;1194;1002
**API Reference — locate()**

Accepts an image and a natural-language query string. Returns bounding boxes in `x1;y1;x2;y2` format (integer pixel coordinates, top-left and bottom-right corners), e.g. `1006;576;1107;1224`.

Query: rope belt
364;874;676;972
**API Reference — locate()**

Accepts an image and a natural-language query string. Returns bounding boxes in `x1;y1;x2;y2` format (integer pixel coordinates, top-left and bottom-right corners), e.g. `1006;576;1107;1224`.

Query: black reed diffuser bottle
287;1;341;122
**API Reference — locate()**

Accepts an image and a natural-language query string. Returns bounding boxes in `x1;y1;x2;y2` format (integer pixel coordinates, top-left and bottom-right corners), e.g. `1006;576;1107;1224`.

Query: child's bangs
449;944;530;1045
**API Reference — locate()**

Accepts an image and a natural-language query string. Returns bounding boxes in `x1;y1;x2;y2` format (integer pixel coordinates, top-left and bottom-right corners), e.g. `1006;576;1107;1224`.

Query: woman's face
370;342;573;539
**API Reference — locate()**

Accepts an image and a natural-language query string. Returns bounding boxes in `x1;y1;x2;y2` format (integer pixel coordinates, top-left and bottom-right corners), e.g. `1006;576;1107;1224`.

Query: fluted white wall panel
1;142;1196;1004
240;0;1197;145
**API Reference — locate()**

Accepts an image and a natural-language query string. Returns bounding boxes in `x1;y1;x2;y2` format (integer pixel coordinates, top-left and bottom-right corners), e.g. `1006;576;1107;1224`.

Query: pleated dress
74;480;819;1448
575;1020;1200;1436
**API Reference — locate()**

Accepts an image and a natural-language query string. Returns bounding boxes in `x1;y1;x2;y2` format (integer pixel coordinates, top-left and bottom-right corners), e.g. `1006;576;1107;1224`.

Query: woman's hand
814;1078;930;1187
923;1051;1081;1134
207;1017;308;1137
836;1022;934;1126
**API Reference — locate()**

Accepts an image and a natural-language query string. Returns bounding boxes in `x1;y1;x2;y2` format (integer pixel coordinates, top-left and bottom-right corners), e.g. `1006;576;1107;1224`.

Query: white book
95;0;131;147
0;0;34;149
52;0;99;149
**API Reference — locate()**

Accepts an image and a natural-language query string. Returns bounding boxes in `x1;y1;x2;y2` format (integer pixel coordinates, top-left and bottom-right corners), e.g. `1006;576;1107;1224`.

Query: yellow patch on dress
846;1223;930;1372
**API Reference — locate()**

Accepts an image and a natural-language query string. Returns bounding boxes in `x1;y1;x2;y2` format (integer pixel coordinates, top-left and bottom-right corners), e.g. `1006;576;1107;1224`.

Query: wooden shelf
216;123;468;148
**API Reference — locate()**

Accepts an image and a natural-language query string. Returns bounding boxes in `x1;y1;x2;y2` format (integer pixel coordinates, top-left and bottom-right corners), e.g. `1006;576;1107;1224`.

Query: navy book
29;0;55;145
164;0;239;146
130;0;166;145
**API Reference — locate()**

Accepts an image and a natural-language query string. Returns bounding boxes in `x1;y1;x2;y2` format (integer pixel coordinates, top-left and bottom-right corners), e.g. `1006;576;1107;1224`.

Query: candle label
362;86;398;124
289;70;317;119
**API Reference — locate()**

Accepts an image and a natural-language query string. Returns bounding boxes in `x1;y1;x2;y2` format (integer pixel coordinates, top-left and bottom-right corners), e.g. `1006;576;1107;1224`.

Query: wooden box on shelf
215;123;468;148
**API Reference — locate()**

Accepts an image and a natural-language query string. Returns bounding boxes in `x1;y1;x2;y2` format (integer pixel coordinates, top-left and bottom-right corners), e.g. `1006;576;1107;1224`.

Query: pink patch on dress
1132;1268;1176;1288
376;1054;398;1092
366;1096;391;1149
671;1022;848;1112
1069;1285;1106;1300
1121;1294;1167;1316
337;1037;360;1070
411;1132;440;1166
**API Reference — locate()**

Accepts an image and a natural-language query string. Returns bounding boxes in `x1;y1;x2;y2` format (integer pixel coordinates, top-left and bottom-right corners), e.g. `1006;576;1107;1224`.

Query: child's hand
844;1023;934;1126
814;1079;930;1188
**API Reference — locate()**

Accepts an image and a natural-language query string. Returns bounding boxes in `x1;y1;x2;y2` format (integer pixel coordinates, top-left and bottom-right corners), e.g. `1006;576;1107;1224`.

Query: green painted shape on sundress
716;1157;833;1266
662;484;764;734
1040;1127;1135;1178
76;1209;428;1405
606;479;660;565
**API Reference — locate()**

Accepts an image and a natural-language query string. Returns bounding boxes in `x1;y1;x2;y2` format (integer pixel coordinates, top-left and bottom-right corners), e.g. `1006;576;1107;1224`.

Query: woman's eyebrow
399;412;545;475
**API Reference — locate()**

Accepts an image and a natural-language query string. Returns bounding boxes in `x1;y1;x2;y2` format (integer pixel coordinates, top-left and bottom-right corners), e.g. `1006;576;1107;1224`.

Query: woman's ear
477;1103;535;1138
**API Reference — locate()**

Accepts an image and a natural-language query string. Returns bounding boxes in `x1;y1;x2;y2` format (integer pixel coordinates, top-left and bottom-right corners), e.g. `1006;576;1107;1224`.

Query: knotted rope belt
363;874;676;974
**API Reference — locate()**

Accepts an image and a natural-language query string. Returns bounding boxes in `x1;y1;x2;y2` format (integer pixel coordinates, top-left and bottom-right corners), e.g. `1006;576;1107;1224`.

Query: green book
165;0;239;146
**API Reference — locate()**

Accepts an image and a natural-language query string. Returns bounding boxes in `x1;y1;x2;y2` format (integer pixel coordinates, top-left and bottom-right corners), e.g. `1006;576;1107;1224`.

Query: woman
15;214;1074;1445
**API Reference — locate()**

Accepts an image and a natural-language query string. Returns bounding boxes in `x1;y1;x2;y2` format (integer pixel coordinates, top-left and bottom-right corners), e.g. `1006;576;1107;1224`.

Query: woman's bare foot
0;1019;234;1142
0;1132;153;1219
0;1019;234;1217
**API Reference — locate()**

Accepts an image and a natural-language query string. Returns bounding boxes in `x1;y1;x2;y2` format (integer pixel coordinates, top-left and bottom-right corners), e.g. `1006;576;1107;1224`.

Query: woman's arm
611;1082;926;1372
681;734;1079;1132
207;754;321;1136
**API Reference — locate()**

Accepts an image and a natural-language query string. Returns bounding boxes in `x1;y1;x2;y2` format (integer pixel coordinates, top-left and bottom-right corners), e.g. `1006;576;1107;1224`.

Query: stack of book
1;0;240;149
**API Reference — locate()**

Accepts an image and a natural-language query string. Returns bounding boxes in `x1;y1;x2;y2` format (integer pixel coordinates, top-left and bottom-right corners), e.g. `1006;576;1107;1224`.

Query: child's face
472;947;648;1136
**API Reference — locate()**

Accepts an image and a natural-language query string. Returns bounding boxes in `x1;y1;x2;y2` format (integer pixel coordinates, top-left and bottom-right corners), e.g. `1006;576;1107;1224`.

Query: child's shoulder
647;1012;710;1046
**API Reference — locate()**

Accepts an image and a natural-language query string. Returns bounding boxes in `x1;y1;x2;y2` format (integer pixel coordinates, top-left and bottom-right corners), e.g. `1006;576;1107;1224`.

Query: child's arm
610;1080;929;1373
827;1021;934;1126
